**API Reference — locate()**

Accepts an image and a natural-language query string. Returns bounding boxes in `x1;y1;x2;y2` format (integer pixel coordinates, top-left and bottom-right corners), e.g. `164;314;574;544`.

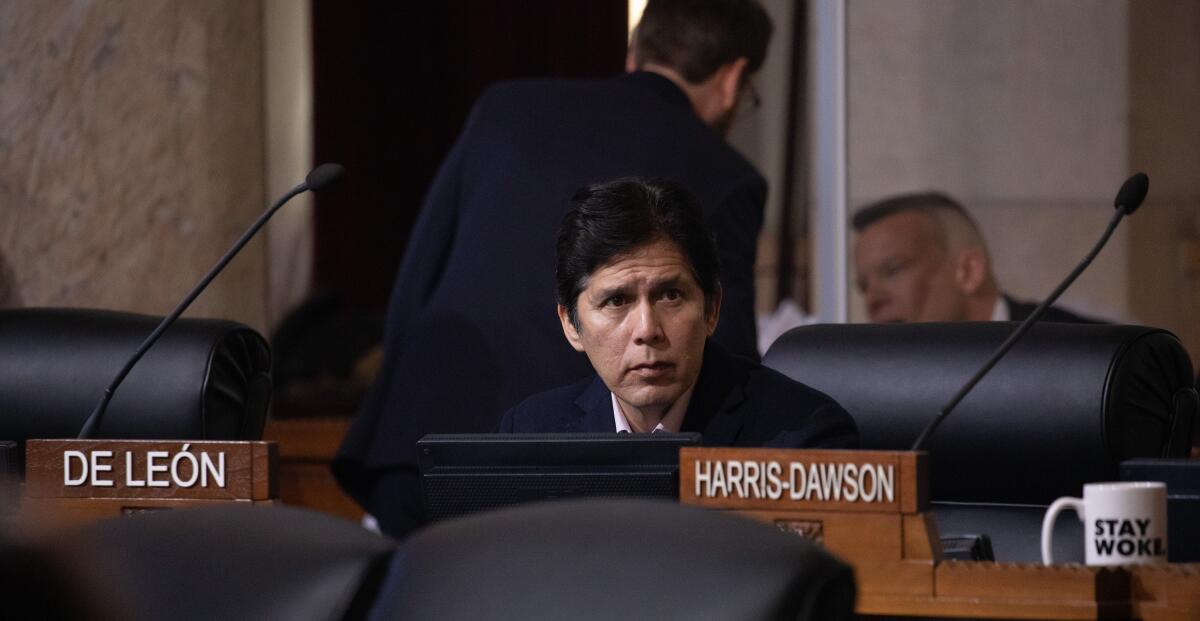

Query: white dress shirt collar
991;296;1009;322
611;388;693;433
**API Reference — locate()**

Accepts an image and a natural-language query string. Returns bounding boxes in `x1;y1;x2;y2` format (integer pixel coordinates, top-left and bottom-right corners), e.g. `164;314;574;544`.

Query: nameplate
679;448;927;513
25;439;277;501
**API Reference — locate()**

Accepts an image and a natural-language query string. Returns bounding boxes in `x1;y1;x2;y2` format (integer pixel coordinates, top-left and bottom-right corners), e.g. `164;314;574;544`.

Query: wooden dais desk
262;417;363;522
679;447;1199;620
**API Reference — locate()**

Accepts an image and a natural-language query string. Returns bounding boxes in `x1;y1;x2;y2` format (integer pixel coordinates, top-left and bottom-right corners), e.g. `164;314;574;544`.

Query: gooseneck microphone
77;163;345;438
910;172;1150;452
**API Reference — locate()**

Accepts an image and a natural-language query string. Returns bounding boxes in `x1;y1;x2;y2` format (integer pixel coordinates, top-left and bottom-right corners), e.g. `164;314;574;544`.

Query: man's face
853;211;967;322
559;239;719;414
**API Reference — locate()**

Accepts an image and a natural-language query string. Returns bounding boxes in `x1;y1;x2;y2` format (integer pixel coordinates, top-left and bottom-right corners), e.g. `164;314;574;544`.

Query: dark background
271;1;627;413
311;1;628;310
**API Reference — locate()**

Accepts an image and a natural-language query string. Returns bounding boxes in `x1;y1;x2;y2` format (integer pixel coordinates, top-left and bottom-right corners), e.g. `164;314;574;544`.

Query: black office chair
6;505;395;621
764;322;1197;562
369;498;856;621
0;308;271;441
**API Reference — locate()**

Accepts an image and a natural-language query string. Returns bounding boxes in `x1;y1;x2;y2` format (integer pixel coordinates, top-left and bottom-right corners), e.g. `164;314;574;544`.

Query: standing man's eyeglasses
745;81;762;110
738;81;762;119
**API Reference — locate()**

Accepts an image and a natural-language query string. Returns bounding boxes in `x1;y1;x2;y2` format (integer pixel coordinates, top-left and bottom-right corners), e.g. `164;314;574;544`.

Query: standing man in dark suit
502;178;857;450
336;0;776;537
852;192;1099;324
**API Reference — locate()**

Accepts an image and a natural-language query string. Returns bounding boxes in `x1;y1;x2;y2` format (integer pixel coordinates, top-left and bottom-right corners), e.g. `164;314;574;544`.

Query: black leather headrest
371;498;856;621
0;308;271;441
764;322;1196;505
22;505;395;621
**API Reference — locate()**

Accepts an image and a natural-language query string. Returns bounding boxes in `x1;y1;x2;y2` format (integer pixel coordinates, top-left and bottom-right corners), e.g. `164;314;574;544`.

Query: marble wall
1128;1;1200;364
726;0;797;314
843;0;1200;362
262;0;313;326
846;0;1130;322
0;1;268;331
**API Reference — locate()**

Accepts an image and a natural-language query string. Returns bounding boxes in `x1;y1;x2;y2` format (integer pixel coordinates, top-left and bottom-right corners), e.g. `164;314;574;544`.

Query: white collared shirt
611;388;693;433
990;296;1009;321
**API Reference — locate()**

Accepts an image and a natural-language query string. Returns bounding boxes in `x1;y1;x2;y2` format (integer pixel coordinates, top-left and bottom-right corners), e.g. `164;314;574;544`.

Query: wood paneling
263;417;363;522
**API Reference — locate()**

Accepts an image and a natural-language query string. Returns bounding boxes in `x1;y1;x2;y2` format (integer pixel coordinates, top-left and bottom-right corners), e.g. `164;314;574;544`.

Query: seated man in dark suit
502;178;857;449
852;191;1099;323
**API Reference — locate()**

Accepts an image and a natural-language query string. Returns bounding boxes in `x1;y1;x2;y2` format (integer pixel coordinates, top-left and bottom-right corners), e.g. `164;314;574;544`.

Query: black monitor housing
418;432;701;522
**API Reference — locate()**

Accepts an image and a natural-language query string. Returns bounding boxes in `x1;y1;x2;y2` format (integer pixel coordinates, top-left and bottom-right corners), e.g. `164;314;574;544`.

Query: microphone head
1114;172;1149;214
305;163;345;192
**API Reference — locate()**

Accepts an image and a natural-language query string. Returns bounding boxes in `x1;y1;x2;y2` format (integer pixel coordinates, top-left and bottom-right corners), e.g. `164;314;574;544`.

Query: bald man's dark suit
1004;296;1100;324
335;72;768;537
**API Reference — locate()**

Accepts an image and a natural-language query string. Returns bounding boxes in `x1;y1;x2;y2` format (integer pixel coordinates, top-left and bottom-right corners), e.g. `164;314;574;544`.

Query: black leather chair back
764;322;1196;505
369;498;856;621
14;506;395;621
0;308;271;440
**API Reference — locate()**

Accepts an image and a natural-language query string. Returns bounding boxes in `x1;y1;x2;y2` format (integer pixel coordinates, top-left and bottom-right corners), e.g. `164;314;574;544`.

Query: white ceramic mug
1041;481;1168;566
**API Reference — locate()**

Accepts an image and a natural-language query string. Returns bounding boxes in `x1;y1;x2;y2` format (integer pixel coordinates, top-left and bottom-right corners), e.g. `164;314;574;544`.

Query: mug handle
1041;496;1084;565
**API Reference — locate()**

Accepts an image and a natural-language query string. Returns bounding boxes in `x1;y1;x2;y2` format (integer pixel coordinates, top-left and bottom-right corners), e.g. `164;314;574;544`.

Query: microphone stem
910;207;1128;452
78;181;308;439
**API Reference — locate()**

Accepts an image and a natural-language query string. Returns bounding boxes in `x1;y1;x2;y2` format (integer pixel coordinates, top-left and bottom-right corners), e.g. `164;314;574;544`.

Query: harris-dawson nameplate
678;447;927;514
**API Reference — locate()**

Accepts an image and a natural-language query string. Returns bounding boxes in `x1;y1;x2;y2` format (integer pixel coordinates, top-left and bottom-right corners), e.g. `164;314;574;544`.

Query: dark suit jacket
335;72;768;536
1004;295;1101;324
501;341;859;450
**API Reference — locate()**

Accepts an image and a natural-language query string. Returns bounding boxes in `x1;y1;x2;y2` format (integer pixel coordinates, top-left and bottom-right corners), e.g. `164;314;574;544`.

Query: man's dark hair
851;191;990;257
851;192;971;232
556;178;720;328
633;0;773;83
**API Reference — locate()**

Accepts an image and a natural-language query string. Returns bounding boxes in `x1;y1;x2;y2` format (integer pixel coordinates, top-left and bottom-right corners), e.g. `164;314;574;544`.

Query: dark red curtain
311;1;627;311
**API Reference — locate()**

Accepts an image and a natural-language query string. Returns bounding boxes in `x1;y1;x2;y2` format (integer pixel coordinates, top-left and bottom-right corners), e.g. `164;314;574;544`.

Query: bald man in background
852;192;1096;324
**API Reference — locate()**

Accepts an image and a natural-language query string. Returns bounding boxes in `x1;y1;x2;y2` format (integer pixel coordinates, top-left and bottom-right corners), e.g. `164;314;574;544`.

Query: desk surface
680;448;1200;620
857;561;1200;621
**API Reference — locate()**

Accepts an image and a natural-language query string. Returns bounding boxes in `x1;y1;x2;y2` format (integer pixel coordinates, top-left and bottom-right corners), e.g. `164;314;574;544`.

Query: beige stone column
1128;1;1200;366
0;1;267;331
845;0;1131;323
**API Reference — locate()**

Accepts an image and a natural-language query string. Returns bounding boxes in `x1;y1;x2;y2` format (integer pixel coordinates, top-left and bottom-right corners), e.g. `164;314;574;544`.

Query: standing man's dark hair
556;178;721;329
633;0;773;83
627;0;772;136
